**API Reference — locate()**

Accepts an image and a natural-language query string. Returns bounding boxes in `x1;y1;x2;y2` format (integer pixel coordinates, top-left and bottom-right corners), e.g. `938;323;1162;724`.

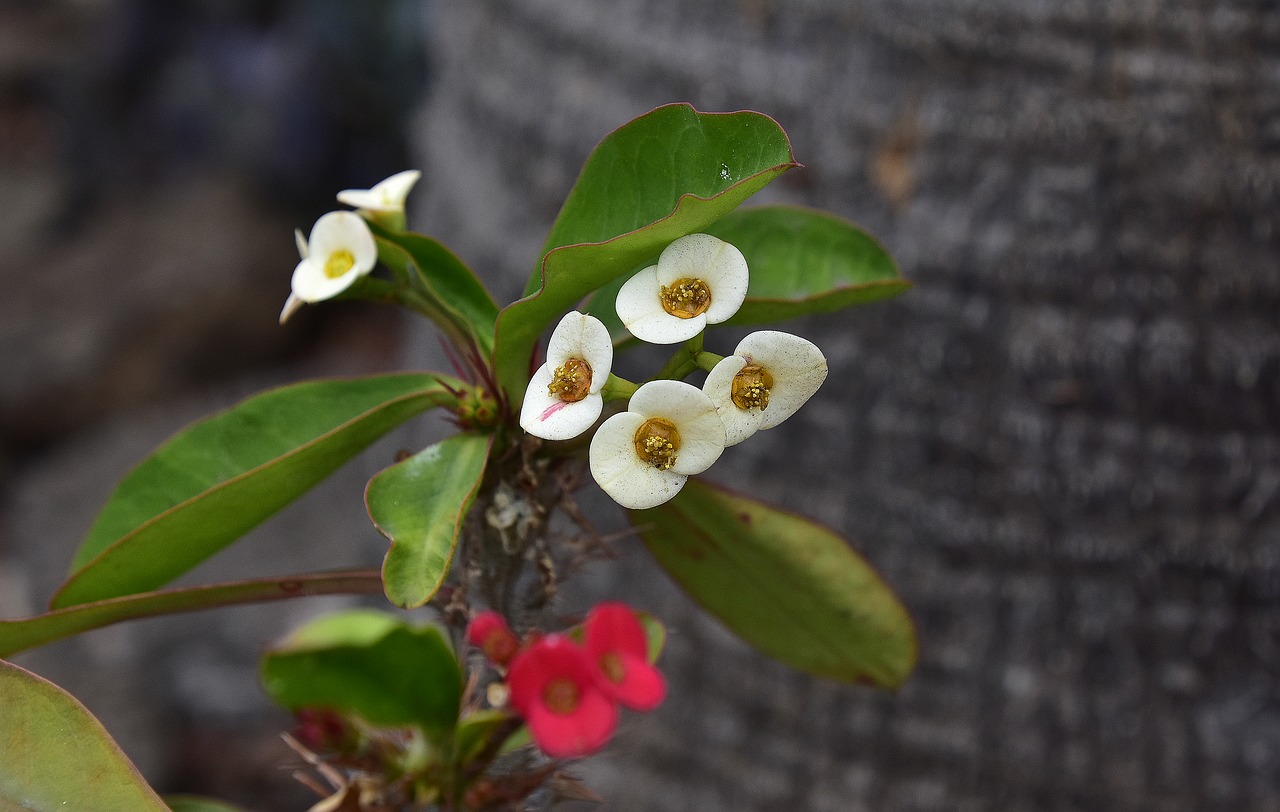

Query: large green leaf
0;570;383;658
630;479;917;687
367;433;492;609
707;205;910;324
260;609;462;737
53;374;460;609
493;104;798;402
370;223;499;352
0;659;169;811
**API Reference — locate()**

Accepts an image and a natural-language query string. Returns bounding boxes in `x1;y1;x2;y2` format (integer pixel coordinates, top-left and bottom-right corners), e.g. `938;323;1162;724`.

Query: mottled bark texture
414;2;1280;810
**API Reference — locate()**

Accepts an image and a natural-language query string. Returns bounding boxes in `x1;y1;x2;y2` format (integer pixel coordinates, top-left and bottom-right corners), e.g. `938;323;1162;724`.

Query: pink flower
583;603;666;711
466;611;520;668
507;635;617;758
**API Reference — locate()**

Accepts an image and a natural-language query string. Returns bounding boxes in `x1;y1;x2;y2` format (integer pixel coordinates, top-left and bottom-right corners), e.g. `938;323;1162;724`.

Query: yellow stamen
731;364;774;410
547;357;592;402
543;677;580;715
634;417;681;470
323;249;356;279
659;277;712;319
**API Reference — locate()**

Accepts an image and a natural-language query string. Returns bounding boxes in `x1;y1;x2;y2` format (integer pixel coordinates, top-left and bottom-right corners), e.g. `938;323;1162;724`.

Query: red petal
526;689;618;758
508;635;592;716
583;603;649;661
466;611;520;666
603;652;666;711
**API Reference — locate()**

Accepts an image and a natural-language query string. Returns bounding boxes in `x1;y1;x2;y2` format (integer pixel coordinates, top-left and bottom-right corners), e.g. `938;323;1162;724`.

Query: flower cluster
521;233;828;509
467;604;665;759
279;170;422;323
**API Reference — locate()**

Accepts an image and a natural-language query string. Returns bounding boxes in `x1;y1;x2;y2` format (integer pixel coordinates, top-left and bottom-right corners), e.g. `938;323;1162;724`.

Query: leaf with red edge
0;659;169;811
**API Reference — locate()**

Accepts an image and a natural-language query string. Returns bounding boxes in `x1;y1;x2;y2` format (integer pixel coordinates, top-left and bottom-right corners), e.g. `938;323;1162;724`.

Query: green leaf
0;659;169;811
367;434;492;609
637;610;667;664
706;205;910;324
0;570;383;658
260;609;462;737
453;709;517;766
630;479;917;688
370;223;499;352
165;796;244;812
52;374;461;610
493;104;798;402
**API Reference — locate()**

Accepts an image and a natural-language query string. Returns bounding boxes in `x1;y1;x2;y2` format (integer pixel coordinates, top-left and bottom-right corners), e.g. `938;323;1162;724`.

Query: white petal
291;256;359;302
520;368;603;441
337;169;421;212
655;234;749;325
616;266;704;344
546;311;613;393
590;412;688;509
628;380;725;475
279;291;305;325
735;331;829;430
308;211;378;276
294;228;309;259
703;355;765;446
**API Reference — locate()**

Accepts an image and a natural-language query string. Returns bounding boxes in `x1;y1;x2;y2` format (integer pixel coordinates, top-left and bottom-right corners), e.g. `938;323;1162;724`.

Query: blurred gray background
2;1;1278;810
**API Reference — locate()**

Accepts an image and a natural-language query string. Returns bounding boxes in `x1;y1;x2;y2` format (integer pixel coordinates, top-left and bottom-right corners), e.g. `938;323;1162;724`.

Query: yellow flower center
659;277;712;319
634;417;681;470
323;249;356;279
731;364;774;410
547;357;592;402
599;652;625;684
543;677;580;715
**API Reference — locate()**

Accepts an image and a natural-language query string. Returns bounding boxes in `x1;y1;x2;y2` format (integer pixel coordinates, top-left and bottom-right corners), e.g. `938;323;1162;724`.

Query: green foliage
707;205;910;324
367;433;492;609
493;104;798;402
0;659;169;811
0;571;382;658
260;609;463;737
453;709;517;766
371;223;500;352
631;479;918;688
53;374;460;609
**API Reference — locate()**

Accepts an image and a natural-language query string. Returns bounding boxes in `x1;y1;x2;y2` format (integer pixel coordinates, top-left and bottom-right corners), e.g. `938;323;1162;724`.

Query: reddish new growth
467;611;520;667
508;635;618;758
582;603;666;711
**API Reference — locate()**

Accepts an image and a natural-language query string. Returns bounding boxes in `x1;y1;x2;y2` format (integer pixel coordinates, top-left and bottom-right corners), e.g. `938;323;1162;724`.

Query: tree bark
415;1;1280;809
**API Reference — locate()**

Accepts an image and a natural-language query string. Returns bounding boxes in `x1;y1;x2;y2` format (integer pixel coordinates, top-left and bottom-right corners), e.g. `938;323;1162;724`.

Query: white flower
336;170;422;213
278;228;310;324
615;233;749;345
589;380;725;509
703;331;828;446
288;211;378;307
520;312;613;441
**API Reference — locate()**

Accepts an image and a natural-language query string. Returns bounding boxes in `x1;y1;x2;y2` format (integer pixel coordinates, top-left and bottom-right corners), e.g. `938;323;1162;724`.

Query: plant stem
600;374;639;401
694;349;725;371
652;332;709;381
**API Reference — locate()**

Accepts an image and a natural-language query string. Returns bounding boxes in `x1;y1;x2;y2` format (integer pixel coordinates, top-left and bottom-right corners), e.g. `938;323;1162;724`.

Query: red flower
583;603;666;711
466;611;520;667
507;635;617;758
